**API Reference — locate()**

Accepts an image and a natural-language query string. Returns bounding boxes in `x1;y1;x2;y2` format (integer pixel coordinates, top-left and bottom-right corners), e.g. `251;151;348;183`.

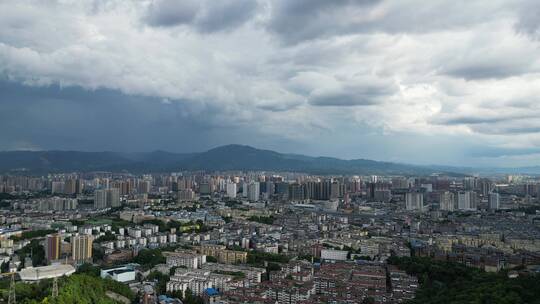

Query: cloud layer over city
2;0;540;166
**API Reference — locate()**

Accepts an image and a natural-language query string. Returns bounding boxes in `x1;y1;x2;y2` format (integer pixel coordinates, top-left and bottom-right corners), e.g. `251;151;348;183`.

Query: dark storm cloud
145;0;259;32
442;62;531;80
472;126;540;135
266;0;380;44
308;82;396;107
0;80;259;152
265;0;511;44
515;1;540;40
309;91;378;107
146;0;199;27
256;99;304;112
444;65;526;80
434;115;519;126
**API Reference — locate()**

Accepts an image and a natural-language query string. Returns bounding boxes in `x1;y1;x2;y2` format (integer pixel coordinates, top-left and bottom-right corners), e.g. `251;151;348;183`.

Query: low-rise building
101;265;136;283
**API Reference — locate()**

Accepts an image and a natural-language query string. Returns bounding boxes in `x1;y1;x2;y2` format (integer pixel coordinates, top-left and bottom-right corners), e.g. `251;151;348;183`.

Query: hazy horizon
2;143;540;170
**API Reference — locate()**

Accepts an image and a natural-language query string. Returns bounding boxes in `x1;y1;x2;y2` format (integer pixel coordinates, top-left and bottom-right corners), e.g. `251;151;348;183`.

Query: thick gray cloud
308;83;395;107
266;0;380;43
2;0;540;166
515;1;540;40
471;125;540;136
0;79;284;152
432;112;539;126
309;92;377;107
444;63;530;80
146;0;199;27
145;0;259;32
265;0;513;44
256;98;304;112
435;116;512;126
438;41;538;80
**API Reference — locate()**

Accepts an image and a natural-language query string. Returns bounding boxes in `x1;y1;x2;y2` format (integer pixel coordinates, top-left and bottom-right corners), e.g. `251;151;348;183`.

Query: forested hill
0;144;461;176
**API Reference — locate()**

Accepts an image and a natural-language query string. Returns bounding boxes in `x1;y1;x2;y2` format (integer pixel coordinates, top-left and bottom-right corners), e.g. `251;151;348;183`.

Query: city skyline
2;1;540;167
2;168;539;303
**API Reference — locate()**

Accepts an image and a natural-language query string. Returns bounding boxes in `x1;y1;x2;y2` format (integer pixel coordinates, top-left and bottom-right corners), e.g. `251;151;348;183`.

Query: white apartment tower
405;192;424;212
247;181;260;201
488;192;500;210
226;182;237;198
439;191;455;211
457;191;476;211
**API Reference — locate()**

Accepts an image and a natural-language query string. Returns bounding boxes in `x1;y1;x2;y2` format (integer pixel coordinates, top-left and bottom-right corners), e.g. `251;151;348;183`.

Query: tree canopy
388;256;540;304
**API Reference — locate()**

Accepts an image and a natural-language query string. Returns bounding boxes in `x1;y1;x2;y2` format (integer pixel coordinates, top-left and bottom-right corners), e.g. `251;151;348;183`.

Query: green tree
247;216;274;225
17;240;46;267
76;263;101;277
11;229;56;241
147;271;170;294
206;256;218;263
361;297;375;304
247;251;289;266
388;256;540;304
183;288;204;304
133;248;166;270
0;261;9;273
94;231;116;243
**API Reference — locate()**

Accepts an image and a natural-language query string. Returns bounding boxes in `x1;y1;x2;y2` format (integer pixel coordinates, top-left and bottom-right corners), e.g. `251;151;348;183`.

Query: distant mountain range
0;144;538;176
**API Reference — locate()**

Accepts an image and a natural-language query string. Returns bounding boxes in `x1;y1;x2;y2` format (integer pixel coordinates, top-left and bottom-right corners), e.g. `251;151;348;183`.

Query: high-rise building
51;181;64;194
226;182;237;198
44;197;78;211
94;188;120;209
242;182;248;198
304;181;317;199
367;182;390;200
111;181;131;195
439;191;455;211
94;189;108;209
488;192;500;210
274;182;288;199
64;179;77;195
101;178;110;189
457;191;476;211
107;188;121;208
75;179;84;194
178;189;196;201
479;179;493;197
463;177;478;191
71;235;93;264
247;181;260;201
374;189;392;202
349;178;362;193
320;180;332;200
138;180;151;194
330;182;340;199
405;192;424;212
288;183;305;201
420;184;433;192
392;177;409;189
199;183;211;195
45;234;61;263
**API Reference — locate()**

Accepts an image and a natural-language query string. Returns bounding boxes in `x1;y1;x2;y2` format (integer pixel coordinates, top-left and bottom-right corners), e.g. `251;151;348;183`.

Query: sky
1;0;540;167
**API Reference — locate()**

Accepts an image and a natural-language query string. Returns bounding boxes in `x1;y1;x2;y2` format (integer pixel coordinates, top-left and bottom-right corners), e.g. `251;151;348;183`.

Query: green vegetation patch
388;256;540;304
10;229;56;241
248;216;275;225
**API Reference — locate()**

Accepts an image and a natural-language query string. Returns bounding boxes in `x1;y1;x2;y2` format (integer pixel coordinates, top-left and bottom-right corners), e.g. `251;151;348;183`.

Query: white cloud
2;0;540;165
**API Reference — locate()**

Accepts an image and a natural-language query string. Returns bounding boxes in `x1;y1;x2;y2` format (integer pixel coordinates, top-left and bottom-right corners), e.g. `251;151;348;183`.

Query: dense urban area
0;170;540;304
